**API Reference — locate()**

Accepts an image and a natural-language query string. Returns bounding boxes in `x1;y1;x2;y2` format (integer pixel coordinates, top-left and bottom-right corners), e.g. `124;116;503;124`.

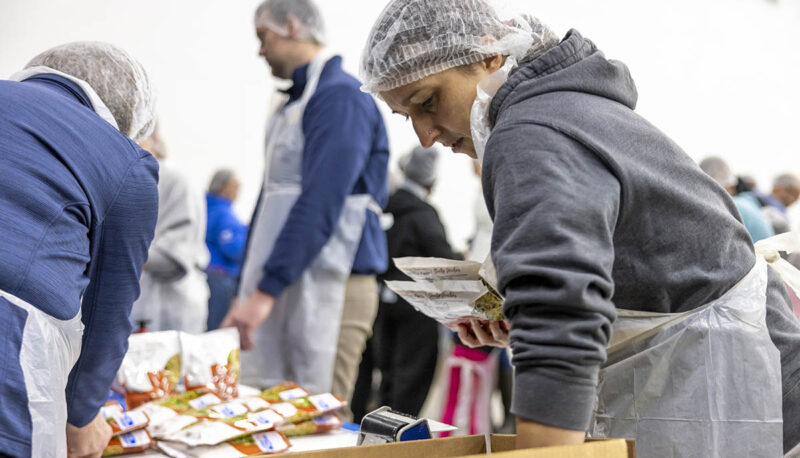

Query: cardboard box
283;434;635;458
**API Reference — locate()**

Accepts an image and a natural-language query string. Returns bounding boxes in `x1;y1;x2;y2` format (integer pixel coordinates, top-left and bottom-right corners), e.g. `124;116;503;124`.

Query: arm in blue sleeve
218;214;249;264
258;86;373;296
65;155;159;426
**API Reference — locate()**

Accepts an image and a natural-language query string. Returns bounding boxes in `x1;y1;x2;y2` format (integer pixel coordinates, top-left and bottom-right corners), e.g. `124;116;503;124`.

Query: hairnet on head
360;0;559;93
208;169;235;195
254;0;326;45
699;157;736;188
399;146;440;188
26;41;156;141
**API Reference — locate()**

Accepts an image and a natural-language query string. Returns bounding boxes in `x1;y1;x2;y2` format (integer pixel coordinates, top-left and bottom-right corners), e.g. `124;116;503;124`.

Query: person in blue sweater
205;169;249;330
223;0;389;407
0;42;158;457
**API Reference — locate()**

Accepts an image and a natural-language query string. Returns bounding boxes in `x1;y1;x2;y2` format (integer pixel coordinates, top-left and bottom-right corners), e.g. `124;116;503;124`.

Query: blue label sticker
254;433;274;451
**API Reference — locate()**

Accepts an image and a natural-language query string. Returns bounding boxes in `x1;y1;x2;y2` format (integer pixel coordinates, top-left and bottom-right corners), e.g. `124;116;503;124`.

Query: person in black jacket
354;146;461;418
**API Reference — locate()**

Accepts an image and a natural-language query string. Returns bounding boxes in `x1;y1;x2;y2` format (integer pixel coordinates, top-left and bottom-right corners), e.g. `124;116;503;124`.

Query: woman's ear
483;54;505;74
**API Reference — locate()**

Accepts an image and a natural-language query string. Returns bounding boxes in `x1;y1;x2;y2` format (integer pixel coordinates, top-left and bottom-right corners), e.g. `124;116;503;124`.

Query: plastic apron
238;52;376;394
0;289;84;458
588;257;782;457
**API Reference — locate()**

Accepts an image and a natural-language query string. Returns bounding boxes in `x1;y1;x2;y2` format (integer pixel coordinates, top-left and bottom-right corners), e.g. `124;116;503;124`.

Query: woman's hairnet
360;0;559;93
254;0;326;45
26;41;156;141
399;146;439;188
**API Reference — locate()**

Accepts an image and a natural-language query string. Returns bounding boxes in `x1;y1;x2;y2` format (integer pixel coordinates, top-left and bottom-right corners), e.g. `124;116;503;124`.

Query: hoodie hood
489;30;638;127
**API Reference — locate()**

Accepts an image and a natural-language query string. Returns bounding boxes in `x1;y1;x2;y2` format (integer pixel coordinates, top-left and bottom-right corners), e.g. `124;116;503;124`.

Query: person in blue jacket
205;169;249;330
223;0;389;411
0;42;158;457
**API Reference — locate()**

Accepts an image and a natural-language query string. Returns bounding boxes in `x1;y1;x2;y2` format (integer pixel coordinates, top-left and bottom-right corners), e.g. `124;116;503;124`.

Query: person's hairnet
773;173;800;191
208;169;235;195
699;157;736;188
360;0;559;93
26;41;156;141
399;146;440;188
254;0;325;45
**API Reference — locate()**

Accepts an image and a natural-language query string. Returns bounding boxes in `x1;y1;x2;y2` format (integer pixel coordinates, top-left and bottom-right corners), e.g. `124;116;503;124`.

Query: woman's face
380;55;504;158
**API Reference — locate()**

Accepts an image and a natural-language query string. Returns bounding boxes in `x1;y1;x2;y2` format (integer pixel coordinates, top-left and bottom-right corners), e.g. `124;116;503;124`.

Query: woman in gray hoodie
360;0;800;456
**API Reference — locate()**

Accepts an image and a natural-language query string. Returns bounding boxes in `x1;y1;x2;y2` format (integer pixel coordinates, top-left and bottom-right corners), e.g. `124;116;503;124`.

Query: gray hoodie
483;29;800;451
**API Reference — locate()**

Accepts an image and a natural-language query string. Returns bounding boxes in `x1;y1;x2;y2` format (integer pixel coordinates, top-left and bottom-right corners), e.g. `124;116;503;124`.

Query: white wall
1;0;799;249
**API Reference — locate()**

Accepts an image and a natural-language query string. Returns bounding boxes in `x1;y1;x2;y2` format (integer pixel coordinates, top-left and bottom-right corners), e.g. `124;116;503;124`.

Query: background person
224;0;389;407
131;124;210;333
205;169;248;330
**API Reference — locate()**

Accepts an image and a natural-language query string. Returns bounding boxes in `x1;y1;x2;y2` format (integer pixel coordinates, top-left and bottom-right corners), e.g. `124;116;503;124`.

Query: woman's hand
447;318;510;348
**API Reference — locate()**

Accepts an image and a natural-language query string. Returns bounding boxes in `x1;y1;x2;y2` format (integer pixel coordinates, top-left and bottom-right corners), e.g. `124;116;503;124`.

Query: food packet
106;410;149;437
276;413;342;437
258;382;310;402
181;328;240;400
384;280;486;322
163;408;285;447
269;393;345;424
102;430;153;456
114;331;181;409
135;390;223;438
393;257;482;281
100;401;124;421
388;256;507;323
157;431;291;457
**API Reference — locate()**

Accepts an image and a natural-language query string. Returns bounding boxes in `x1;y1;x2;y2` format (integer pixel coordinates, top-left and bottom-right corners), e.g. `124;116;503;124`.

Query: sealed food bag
102;429;153;456
394;257;482;282
270;393;345;424
276;413;342;437
181;328;240;400
384;280;486;322
114;331;181;409
259;382;310;403
135;390;222;438
100;401;124;421
163;408;285;447
107;410;149;437
157;430;291;457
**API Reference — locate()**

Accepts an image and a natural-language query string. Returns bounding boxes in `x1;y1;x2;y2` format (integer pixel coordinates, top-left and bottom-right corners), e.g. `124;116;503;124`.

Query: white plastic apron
589;257;782;457
238;52;376;394
0;289;84;458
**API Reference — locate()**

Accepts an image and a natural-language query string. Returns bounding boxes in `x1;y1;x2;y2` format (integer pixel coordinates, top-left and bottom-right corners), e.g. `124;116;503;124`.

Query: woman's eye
421;96;434;110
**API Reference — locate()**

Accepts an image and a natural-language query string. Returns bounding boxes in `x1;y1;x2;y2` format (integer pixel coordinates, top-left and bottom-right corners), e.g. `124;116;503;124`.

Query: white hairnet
360;0;559;93
699;157;736;188
399;146;439;188
254;0;326;45
26;41;156;141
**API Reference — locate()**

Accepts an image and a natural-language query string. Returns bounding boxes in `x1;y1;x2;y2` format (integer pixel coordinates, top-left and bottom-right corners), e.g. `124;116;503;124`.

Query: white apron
0;289;84;458
238;52;376;394
589;257;782;457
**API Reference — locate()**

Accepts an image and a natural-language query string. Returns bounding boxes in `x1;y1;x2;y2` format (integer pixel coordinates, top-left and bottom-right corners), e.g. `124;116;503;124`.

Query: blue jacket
254;56;389;297
206;193;248;276
0;74;158;454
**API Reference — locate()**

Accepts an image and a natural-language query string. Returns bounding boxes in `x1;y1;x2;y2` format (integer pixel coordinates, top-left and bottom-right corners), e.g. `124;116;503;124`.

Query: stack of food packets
101;401;154;456
142;383;346;456
384;256;505;324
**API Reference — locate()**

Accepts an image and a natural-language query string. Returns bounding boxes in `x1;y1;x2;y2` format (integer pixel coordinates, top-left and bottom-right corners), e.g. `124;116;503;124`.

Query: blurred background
2;0;799;249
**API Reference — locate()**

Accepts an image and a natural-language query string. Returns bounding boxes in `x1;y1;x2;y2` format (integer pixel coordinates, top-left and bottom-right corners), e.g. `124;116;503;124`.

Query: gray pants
331;275;379;422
